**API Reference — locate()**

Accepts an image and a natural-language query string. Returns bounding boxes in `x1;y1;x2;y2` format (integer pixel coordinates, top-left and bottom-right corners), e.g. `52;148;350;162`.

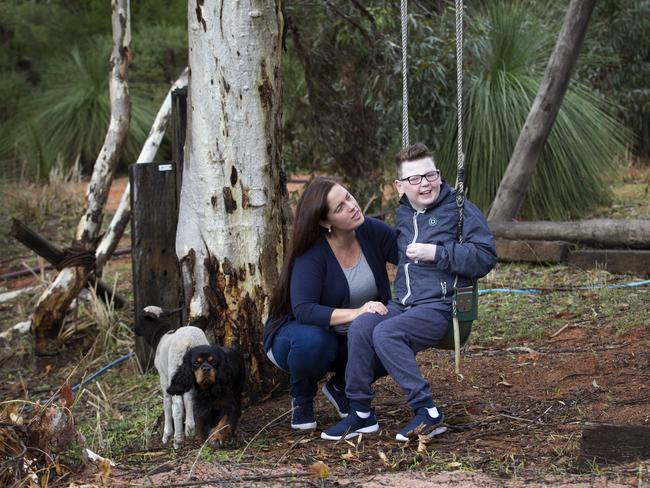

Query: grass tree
437;1;632;220
176;0;286;399
0;39;156;178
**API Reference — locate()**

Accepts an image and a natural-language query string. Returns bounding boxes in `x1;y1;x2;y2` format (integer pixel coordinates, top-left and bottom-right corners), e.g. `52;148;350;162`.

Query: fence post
130;162;183;371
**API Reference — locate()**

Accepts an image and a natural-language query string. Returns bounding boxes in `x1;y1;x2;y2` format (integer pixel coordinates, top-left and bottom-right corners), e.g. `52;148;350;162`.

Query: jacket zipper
401;210;421;305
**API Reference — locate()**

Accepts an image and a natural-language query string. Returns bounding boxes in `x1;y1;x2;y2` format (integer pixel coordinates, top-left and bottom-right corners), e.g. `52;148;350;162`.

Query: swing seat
436;284;478;350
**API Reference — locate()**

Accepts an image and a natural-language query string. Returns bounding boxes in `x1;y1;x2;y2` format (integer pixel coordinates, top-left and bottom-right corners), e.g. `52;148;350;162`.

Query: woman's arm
330;301;388;325
290;251;388;326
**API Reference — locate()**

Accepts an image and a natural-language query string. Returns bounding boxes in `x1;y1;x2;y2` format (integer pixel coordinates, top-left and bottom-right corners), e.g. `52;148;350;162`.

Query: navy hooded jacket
393;181;497;307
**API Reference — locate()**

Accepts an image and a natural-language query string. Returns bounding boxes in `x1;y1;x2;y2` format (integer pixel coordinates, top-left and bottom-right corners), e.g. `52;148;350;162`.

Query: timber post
130;162;184;371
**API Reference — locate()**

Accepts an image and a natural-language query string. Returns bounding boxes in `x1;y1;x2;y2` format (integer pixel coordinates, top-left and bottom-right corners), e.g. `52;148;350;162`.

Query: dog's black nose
200;363;212;373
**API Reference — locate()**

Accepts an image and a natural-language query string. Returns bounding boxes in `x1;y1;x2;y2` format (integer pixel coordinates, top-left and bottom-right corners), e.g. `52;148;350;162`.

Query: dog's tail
134;306;180;350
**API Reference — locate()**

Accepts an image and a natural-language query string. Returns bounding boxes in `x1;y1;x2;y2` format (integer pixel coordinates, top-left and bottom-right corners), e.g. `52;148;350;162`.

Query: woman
263;178;398;429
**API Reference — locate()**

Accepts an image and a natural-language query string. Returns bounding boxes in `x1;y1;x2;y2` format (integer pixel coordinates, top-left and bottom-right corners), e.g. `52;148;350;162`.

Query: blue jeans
269;321;346;402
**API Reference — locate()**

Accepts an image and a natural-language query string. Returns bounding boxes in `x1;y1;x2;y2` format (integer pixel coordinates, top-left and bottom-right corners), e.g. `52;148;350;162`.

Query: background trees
0;0;646;220
0;0;186;178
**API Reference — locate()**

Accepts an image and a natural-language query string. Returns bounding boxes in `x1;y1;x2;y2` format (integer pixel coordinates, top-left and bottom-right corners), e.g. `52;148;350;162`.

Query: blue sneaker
322;381;349;418
321;410;379;441
291;399;317;430
395;406;446;442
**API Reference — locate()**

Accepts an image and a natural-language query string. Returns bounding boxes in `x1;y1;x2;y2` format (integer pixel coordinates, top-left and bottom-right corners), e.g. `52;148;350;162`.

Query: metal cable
401;0;410;148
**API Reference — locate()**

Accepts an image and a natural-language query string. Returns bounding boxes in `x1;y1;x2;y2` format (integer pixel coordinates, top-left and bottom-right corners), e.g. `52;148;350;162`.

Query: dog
135;305;208;449
135;306;246;447
167;344;245;446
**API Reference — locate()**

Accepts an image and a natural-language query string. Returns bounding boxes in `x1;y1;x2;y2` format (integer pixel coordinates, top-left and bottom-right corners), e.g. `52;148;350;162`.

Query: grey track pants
345;301;451;410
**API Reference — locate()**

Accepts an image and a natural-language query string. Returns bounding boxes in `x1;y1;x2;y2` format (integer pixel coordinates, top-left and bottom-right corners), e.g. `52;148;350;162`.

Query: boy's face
395;157;441;210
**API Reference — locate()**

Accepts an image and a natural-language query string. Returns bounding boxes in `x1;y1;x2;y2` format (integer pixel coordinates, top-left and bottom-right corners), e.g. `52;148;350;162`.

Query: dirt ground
1;175;649;487
63;322;645;487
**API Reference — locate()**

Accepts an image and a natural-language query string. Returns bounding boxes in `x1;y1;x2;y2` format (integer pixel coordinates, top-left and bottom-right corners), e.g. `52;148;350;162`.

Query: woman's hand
406;243;437;262
357;301;388;318
330;301;388;325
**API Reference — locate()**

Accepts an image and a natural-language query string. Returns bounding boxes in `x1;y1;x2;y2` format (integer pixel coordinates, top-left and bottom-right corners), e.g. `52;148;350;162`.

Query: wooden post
580;423;650;465
171;86;188;200
130;162;183;371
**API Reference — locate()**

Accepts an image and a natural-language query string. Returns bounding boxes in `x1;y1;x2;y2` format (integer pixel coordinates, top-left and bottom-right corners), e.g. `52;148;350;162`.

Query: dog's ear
167;351;195;395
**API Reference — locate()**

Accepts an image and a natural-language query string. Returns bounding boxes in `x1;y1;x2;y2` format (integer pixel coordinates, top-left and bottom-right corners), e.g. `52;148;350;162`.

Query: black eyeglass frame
399;170;440;185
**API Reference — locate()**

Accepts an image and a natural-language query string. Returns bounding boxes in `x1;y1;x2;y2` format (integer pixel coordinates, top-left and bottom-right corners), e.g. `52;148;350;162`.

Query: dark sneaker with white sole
395;406;446;441
321;410;379;441
291;398;317;430
322;381;349;418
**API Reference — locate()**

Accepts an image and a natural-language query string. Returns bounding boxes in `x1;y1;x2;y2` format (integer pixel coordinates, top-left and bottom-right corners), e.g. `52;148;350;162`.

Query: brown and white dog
167;344;245;445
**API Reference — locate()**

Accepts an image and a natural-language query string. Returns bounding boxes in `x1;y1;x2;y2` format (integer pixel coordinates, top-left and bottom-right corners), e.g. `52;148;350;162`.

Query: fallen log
489;219;650;249
579;422;650;465
495;239;572;263
10;219;126;308
567;249;650;275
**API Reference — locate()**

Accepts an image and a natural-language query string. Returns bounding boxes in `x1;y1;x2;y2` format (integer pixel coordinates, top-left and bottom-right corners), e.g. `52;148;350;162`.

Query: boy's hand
406;243;437;262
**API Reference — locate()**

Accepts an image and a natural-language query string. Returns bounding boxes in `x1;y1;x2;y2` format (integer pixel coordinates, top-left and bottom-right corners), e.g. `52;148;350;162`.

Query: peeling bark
31;0;132;363
177;0;286;400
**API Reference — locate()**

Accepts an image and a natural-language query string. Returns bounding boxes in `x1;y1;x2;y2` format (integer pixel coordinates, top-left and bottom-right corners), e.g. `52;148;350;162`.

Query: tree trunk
488;0;596;221
489;219;650;248
95;69;189;272
177;0;287;400
30;0;131;364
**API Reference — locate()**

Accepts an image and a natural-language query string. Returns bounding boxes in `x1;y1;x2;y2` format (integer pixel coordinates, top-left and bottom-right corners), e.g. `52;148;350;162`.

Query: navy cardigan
263;217;398;351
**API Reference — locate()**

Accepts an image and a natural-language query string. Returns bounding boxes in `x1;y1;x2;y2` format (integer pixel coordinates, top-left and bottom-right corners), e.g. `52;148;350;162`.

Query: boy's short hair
395;143;435;177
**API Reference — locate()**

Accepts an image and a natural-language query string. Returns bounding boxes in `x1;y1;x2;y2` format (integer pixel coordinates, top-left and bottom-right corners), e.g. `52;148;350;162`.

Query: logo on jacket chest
428;217;438;226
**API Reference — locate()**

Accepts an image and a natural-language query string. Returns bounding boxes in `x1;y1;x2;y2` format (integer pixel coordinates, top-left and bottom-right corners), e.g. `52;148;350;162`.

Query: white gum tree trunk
31;0;131;363
177;0;286;398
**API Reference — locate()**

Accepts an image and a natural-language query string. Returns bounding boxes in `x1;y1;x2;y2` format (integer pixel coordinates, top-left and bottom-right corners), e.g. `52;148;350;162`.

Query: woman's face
322;184;364;233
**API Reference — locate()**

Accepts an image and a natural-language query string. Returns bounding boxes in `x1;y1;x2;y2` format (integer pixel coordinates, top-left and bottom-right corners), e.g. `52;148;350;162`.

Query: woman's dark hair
268;177;337;329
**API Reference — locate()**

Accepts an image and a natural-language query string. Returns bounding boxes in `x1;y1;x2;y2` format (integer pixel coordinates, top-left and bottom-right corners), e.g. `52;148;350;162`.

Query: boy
321;142;497;441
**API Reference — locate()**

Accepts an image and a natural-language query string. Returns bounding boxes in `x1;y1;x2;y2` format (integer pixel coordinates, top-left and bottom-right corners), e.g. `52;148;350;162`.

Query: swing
399;0;479;373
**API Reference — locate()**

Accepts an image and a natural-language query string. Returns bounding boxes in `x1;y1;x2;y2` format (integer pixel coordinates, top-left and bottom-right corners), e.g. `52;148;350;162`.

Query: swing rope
454;0;465;243
400;0;410;148
401;0;467;374
451;0;466;375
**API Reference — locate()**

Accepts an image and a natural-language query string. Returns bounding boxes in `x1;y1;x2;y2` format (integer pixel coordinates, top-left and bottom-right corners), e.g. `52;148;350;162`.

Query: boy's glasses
400;170;440;185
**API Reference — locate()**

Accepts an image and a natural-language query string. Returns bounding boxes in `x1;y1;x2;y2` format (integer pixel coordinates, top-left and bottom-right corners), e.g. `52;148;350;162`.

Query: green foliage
0;0;187;180
284;0;637;219
283;2;456;211
437;1;632;219
130;23;187;98
578;0;649;157
0;38;158;177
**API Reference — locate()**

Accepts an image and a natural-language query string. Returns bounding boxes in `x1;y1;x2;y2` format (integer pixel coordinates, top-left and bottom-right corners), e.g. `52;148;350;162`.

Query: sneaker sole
321;385;348;419
291;421;317;430
395;425;447;442
320;423;379;441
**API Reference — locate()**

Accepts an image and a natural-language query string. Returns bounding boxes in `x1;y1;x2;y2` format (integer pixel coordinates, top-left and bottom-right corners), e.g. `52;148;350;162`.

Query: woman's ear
167;352;195;395
319;221;332;233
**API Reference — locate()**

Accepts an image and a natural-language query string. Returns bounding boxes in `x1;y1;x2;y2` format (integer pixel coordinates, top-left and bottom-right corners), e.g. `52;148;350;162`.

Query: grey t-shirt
334;251;378;335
